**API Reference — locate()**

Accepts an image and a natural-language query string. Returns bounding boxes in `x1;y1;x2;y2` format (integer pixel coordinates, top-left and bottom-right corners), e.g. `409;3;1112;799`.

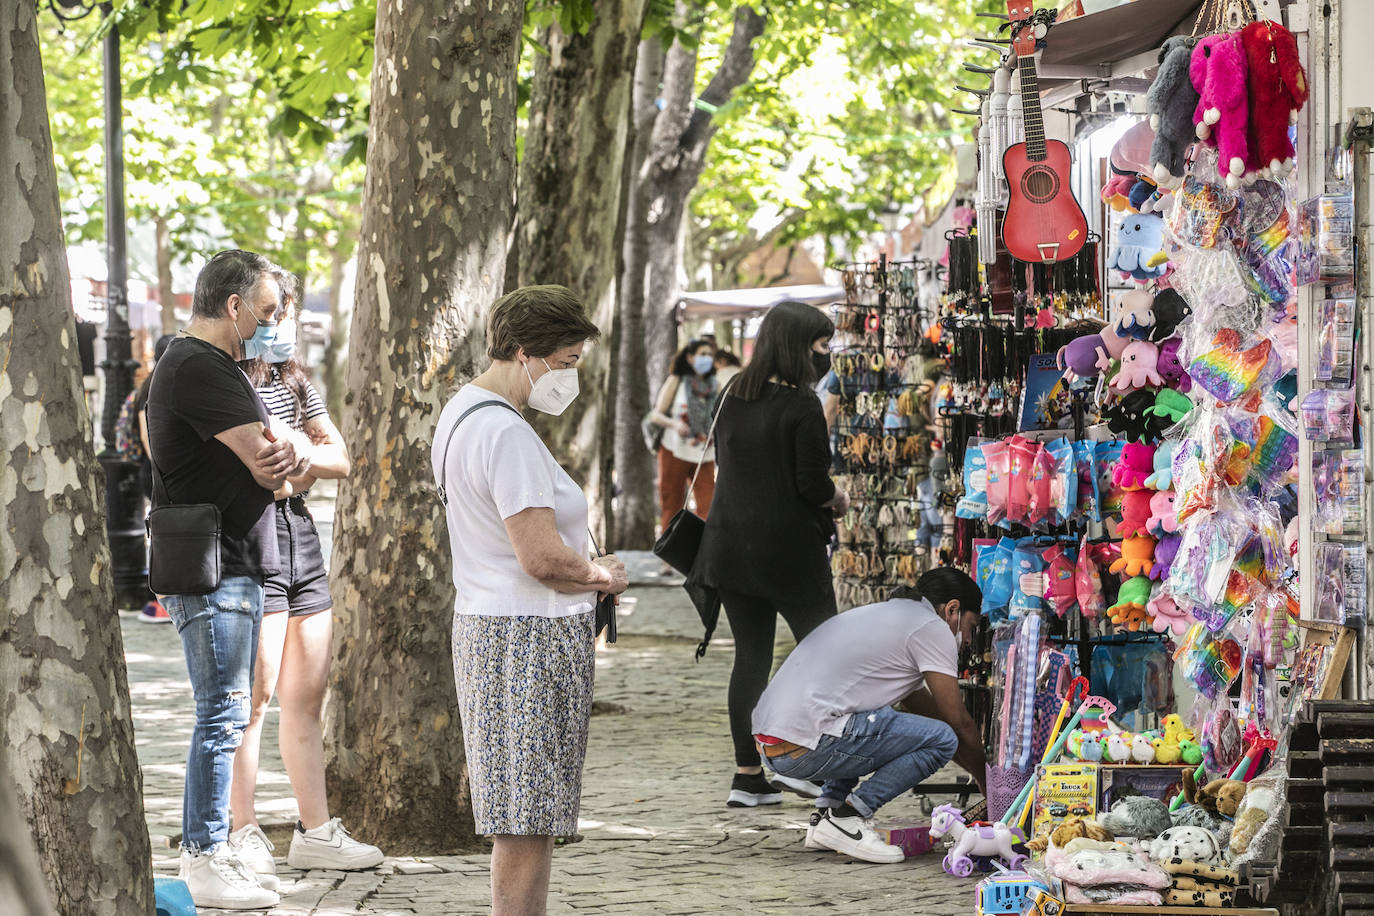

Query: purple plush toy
1150;533;1182;581
1058;334;1106;383
1156;337;1193;393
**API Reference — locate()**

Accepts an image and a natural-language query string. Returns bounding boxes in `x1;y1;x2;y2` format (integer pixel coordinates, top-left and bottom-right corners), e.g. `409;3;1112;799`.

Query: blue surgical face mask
692;354;715;376
263;318;297;364
239;302;278;361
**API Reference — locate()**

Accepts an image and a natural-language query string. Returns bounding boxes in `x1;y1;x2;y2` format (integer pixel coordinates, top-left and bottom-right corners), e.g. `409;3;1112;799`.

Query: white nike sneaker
811;809;905;864
226;823;280;891
180;847;280;910
286;817;385;870
804;809;825;850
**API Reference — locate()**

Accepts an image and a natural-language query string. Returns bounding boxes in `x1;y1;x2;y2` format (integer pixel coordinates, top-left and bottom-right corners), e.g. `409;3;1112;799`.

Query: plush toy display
1229;782;1279;856
1131;733;1157;763
1098;796;1173;840
1112;340;1164;391
1105;389;1159;443
1113;442;1156;490
1185;770;1247;818
1058;334;1108;382
1162;714;1194;745
1146;388;1194;425
1103;733;1133;763
1027;815;1115;853
1109;579;1154;631
1147;37;1201;187
1116;492;1155;540
1102;167;1137;211
1156;337;1193;393
1149;591;1192;638
1113;288;1157;339
1190;33;1250;186
1153;735;1183;762
1080;733;1103;762
1240;21;1308;180
1148;290;1192;342
1179;739;1204;766
1147;490;1178;536
1109;214;1169;281
1150;533;1182;582
1145;443;1175;490
1111;533;1156;577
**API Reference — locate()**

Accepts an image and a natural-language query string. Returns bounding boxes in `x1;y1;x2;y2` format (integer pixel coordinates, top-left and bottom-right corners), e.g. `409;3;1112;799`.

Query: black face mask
811;350;832;382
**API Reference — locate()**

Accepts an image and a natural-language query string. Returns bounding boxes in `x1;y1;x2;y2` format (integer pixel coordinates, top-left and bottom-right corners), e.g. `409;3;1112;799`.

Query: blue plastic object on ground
154;876;196;916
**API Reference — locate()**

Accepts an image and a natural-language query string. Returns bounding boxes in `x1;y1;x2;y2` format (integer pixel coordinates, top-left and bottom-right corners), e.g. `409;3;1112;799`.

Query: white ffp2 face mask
525;359;579;415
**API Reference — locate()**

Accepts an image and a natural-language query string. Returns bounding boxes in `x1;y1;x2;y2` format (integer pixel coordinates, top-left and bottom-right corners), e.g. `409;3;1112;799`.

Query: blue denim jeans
163;576;263;854
767;706;958;818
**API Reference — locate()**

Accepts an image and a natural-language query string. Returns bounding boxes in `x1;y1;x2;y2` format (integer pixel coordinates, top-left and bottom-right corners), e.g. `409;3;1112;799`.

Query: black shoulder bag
146;447;228;596
437;399;617;642
652;378;732;575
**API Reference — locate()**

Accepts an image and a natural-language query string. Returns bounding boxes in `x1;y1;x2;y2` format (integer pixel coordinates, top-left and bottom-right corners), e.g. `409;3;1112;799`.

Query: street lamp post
50;1;149;608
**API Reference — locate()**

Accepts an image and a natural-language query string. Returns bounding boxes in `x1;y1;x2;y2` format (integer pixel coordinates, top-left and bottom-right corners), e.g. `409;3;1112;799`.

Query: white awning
677;284;844;320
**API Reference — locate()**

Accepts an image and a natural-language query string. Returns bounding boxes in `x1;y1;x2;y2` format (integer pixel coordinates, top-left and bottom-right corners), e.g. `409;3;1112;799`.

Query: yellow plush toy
1162;714;1194;745
1152;737;1181;764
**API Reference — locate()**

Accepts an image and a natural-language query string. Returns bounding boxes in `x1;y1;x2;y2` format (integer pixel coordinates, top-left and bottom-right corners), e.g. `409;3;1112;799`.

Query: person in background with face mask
648;338;720;536
147;249;308;909
224;274;383;884
750;567;988;864
688;300;848;808
430;285;629;916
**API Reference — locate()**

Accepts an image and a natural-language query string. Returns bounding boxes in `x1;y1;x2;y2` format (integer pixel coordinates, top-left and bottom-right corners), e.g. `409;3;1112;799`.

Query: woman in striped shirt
226;287;385;879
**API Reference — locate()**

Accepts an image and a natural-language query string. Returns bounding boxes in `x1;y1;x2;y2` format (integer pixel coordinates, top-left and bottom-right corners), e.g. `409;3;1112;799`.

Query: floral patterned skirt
452;610;595;836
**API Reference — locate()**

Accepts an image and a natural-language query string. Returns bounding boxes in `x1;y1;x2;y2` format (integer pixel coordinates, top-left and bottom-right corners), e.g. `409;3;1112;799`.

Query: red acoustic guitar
1001;0;1088;264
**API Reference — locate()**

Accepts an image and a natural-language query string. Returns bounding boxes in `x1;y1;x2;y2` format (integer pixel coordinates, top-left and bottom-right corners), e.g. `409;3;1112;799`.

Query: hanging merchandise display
894;1;1372;912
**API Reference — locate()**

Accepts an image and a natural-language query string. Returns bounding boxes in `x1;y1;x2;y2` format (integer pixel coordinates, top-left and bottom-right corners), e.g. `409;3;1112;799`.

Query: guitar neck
1017;53;1047;162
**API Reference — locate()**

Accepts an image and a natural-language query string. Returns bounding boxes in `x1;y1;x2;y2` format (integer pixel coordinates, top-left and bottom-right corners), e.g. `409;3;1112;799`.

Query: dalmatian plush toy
1149;826;1222;865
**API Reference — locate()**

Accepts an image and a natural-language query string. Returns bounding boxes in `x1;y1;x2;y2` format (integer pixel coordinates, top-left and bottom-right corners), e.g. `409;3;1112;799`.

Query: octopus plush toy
1109;213;1169;281
1102;167;1138;211
1147;490;1178;536
1156;337;1193;393
1147;36;1201;188
1240;21;1308;180
1109;577;1154;631
1116;491;1155;539
1110;534;1157;576
1113;442;1156;490
1145;442;1175;490
1113;288;1157;339
1105;389;1161;442
1058;334;1107;382
1145;388;1194;425
1191;32;1250;187
1097;321;1133;371
1150;533;1182;582
1148;290;1192;342
1149;591;1192;636
1112;340;1164;392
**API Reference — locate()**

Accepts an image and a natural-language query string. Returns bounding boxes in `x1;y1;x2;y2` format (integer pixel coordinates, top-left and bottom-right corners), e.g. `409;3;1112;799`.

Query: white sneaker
804;810;825;850
287;818;384;870
770;772;823;798
180;847;280;910
226;823;280;891
811;809;905;864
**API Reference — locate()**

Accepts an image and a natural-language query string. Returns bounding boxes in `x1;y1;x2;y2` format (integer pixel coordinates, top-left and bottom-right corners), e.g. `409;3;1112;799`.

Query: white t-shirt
751;598;959;749
430;384;594;618
660;377;716;464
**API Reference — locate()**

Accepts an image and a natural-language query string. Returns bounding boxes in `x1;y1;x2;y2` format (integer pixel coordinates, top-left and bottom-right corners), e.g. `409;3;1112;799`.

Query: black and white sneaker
804;809;824;850
811;808;904;864
769;772;823;798
726;772;785;808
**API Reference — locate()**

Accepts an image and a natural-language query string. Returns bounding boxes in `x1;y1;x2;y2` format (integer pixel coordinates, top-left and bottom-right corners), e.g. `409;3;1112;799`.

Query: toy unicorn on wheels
929;804;1028;877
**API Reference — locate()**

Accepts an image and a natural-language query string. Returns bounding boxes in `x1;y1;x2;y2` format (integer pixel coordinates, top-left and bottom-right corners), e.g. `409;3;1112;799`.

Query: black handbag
146;450;224;596
651;379;730;576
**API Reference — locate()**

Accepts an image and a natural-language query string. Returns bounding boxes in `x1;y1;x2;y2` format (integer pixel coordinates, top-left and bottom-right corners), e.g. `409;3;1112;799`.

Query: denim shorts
262;496;332;617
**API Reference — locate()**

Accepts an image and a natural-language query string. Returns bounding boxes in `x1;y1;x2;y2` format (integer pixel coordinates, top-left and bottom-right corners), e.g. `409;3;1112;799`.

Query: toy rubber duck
1104;733;1132;764
1131;733;1156;764
1153;737;1182;764
1179;739;1203;766
1080;734;1103;762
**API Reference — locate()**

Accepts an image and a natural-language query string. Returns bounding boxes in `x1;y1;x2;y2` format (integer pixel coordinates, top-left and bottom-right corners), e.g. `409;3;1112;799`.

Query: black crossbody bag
438;399;616;642
652;377;732;575
146;447;227;596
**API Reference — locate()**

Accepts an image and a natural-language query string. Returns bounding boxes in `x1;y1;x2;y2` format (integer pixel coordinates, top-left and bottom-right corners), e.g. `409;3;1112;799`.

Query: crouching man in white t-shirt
751;567;988;864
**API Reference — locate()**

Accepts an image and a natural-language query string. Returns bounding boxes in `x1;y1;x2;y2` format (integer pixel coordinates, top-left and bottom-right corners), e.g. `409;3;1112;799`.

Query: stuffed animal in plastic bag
1191;33;1250;187
1240;21;1307;180
1229;781;1279;857
1109;213;1169;281
1112;340;1164;391
1148;36;1201;188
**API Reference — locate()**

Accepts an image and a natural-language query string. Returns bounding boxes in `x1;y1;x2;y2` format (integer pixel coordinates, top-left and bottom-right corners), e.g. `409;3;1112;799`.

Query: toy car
1047;802;1068;817
1068;803;1091;817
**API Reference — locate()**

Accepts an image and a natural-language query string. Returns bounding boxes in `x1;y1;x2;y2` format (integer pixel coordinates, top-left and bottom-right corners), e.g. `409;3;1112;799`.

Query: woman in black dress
692;301;849;807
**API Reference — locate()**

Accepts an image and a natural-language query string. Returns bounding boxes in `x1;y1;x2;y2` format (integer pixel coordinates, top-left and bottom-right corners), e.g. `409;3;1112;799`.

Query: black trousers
719;588;836;768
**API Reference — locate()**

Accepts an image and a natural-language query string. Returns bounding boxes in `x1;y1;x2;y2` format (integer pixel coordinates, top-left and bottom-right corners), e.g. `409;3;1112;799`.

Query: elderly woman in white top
431;285;628;916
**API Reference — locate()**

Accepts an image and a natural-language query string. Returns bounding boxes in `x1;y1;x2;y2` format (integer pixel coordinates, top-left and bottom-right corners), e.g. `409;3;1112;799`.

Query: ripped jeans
164;576;263;854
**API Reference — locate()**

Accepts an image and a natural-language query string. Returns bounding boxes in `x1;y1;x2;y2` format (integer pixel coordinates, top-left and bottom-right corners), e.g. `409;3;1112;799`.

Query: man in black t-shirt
147;249;311;910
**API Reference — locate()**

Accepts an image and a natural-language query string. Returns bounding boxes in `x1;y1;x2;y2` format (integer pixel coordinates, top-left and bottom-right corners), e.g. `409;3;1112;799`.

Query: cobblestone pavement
127;485;975;914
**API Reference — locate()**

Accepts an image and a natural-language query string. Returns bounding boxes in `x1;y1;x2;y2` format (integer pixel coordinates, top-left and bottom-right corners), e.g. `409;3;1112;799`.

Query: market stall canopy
1036;0;1204;101
677;284;844;320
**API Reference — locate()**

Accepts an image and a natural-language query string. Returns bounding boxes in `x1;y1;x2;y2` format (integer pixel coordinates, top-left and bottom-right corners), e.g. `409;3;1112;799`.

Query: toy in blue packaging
1009;539;1047;617
980;537;1018;622
957;440;990;520
1047;438;1077;525
1073;439;1100;522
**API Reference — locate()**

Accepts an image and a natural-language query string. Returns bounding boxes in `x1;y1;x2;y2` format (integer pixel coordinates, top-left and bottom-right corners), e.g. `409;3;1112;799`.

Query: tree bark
323;0;523;854
612;37;666;548
154;215;177;336
322;245;348;420
613;6;765;547
514;1;648;542
0;2;154;912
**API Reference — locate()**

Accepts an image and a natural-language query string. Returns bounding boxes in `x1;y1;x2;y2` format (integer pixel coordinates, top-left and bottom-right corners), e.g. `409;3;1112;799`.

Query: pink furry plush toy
1112;442;1156;491
1116;491;1155;540
1191;33;1249;188
1240;21;1308;181
1111;340;1163;392
1147;489;1178;536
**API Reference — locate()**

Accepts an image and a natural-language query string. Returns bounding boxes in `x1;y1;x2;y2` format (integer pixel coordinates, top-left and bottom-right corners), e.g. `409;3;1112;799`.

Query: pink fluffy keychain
1191;33;1250;187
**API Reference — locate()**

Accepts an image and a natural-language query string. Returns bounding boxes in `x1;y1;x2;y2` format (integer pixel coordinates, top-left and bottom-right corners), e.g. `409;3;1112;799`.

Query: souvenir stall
886;0;1371;913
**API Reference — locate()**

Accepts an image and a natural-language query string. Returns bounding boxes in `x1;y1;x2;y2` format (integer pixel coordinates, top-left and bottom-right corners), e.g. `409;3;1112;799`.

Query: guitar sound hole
1022;166;1060;203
